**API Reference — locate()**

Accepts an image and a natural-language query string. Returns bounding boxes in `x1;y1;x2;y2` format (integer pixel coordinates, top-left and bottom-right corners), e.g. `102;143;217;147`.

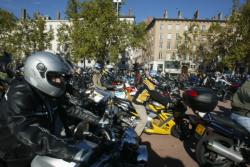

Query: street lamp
113;0;122;16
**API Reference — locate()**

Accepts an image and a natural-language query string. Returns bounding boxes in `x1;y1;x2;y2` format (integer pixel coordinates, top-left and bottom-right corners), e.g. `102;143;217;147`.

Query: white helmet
24;51;72;97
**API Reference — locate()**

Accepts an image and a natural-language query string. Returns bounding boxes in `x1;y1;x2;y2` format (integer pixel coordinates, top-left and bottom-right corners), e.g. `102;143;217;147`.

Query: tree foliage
66;0;80;19
177;23;207;63
62;0;147;63
0;9;53;60
11;16;53;60
0;8;17;54
205;3;250;69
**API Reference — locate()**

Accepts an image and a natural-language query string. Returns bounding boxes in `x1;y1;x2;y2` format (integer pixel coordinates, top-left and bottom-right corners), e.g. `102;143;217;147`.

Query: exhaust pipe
207;141;244;163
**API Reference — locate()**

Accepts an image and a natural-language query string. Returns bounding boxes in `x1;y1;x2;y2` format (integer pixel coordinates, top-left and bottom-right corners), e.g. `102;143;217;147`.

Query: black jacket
0;78;98;162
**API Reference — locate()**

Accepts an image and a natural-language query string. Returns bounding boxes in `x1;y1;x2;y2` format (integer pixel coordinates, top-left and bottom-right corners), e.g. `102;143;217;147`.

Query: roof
119;15;136;18
147;17;227;29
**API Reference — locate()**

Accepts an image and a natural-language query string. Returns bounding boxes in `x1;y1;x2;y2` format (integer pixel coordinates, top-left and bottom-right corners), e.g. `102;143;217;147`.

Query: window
160;33;163;40
49;25;53;30
160;23;164;30
184;25;189;31
202;25;206;32
168;24;172;30
167;33;172;39
167;41;171;50
176;24;180;31
159;42;163;48
157;64;163;72
88;60;91;63
159;51;163;59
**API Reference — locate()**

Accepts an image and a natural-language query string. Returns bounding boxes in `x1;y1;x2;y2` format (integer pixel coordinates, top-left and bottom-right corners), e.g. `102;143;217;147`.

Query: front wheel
196;134;234;167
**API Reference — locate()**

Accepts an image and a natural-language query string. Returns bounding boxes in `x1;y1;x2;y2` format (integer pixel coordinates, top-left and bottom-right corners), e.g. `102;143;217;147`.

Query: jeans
231;113;250;133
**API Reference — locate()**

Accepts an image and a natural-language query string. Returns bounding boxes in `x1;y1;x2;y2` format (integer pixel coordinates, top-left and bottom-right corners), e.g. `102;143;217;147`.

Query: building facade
144;15;226;74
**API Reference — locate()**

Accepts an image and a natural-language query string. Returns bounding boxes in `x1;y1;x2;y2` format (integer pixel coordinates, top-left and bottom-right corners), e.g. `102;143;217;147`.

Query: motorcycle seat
210;113;250;136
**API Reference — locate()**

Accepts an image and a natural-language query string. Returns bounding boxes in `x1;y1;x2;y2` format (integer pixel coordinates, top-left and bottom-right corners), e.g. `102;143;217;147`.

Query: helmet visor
47;71;69;88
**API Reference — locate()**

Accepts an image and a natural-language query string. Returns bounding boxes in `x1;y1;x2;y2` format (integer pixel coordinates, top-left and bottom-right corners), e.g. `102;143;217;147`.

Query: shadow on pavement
142;141;185;167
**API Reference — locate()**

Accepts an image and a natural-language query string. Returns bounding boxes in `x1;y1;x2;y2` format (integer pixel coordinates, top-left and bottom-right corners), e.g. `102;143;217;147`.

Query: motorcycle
113;92;191;138
183;87;250;167
31;127;148;167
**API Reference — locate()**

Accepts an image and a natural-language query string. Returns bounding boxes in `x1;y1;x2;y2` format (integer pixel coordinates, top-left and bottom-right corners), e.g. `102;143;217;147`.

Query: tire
196;134;234;167
171;124;181;139
171;116;194;140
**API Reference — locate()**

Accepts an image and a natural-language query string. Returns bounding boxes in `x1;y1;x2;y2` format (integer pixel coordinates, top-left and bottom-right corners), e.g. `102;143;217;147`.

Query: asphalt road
141;101;232;167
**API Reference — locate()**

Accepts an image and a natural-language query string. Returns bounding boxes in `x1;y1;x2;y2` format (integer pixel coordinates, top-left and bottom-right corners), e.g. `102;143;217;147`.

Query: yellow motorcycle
113;96;191;138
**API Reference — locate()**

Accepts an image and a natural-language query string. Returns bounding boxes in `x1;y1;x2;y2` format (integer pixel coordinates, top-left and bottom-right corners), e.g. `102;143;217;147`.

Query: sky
0;0;247;22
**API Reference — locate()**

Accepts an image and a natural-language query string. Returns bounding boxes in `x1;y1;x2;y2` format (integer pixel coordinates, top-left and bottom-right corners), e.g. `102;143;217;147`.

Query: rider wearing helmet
132;70;170;136
0;52;97;166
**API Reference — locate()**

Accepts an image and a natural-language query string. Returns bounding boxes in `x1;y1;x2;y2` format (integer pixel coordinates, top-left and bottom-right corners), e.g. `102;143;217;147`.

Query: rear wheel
196;134;234;167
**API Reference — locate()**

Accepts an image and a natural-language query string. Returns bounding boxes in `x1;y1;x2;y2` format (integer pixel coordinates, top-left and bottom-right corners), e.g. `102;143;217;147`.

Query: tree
57;23;72;60
206;2;250;70
177;23;207;63
0;8;17;54
66;0;147;63
224;3;250;69
10;16;53;60
66;0;80;19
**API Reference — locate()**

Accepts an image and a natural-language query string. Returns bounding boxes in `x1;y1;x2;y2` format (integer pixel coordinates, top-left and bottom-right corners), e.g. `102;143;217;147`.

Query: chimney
57;11;61;20
194;10;199;19
21;8;27;20
218;12;222;20
128;8;133;16
163;9;168;18
178;10;182;19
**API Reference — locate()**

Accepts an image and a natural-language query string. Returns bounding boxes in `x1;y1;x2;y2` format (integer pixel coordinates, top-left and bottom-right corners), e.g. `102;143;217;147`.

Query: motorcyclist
132;70;171;136
231;76;250;132
0;52;98;167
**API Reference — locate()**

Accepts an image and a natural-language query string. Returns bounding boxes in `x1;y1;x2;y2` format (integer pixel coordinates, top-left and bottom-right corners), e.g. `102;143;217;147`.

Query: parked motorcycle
183;87;250;167
31;127;148;167
113;93;191;139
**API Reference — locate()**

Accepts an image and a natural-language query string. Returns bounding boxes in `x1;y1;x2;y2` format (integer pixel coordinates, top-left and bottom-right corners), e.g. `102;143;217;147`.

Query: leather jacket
0;78;98;161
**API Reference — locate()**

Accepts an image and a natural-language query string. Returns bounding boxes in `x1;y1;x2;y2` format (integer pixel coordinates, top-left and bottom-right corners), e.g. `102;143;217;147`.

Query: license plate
195;124;206;136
